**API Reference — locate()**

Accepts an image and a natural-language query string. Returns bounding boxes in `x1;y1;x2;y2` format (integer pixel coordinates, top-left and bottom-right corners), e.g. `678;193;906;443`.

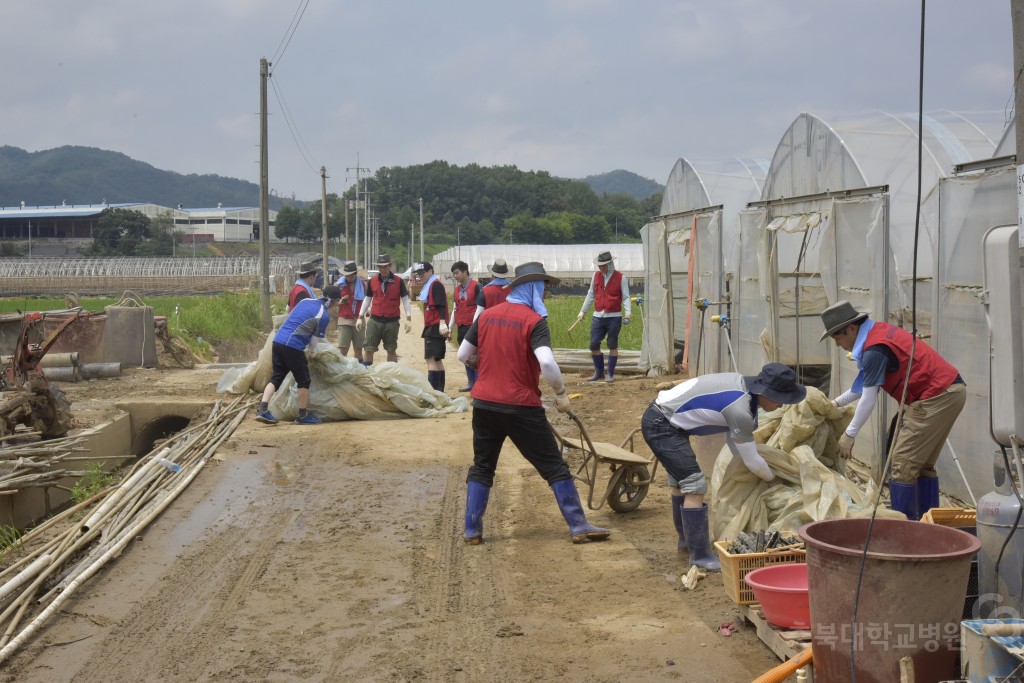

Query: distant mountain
580;169;663;200
0;145;292;210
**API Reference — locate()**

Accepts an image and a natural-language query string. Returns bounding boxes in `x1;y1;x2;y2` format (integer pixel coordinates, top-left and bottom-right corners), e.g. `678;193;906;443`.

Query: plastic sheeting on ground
217;340;467;421
710;386;904;541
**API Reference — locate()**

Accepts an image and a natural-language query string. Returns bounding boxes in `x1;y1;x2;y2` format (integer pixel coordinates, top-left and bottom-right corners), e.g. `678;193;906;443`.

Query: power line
269;0;309;71
269;74;320;177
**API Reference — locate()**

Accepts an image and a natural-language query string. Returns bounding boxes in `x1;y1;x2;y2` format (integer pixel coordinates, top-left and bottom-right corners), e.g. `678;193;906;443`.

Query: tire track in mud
72;509;298;682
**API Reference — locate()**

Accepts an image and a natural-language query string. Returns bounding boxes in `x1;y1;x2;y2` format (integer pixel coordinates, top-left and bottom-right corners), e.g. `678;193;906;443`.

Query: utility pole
1014;0;1024;250
347;160;371;269
344;194;350;261
419;197;424;261
258;57;271;331
320;166;329;285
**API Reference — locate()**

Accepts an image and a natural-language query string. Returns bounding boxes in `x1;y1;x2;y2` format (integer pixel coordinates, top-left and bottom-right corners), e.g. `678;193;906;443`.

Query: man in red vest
457;261;611;545
335;261;366;359
820;300;966;520
473;259;511;322
448;260;480;391
287;261;320;312
356;253;412;366
576;251;631;383
413;261;449;392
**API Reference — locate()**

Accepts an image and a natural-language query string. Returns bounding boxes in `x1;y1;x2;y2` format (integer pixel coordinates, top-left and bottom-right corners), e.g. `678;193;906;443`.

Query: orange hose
751;647;813;683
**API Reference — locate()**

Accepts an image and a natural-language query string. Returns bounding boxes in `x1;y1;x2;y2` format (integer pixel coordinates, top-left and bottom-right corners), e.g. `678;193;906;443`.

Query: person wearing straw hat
457;261;611;545
448;260;481;391
577;250;631;383
413;261;450;392
287;260;321;312
820;300;965;520
335;261;366;359
256;284;343;426
356;253;412;366
642;363;807;571
473;258;511;322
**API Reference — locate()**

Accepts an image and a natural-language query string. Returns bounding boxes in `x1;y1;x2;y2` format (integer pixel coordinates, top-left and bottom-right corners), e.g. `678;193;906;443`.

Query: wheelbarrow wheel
607;463;649;513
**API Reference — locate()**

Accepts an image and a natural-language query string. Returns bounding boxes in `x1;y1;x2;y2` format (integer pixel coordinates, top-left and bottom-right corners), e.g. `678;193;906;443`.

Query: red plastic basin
743;563;810;629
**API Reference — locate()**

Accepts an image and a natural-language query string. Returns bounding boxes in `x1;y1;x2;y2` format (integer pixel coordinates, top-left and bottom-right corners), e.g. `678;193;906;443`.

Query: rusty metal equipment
550;411;658;513
0;310;93;439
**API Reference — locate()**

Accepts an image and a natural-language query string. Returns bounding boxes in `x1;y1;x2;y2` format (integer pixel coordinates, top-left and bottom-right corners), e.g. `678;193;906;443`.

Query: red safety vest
454;279;480;327
864;322;959;404
368;274;403;319
471;302;543;407
594;270;623;313
287;283;312;312
337;278;364;320
423;280;446;326
482;283;509;308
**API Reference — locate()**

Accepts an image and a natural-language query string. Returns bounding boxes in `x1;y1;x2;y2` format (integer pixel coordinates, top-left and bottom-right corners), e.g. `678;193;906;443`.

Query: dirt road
1;309;777;682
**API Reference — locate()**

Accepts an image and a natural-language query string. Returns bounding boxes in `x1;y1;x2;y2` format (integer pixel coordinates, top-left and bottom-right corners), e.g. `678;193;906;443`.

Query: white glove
355;317;365;332
439;321;449;337
622;317;631;326
404;320;412;334
576;312;584;323
554;391;570;413
309;335;320;351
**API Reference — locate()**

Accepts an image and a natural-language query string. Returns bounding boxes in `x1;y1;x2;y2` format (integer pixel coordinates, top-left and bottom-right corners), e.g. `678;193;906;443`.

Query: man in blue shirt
256;284;342;425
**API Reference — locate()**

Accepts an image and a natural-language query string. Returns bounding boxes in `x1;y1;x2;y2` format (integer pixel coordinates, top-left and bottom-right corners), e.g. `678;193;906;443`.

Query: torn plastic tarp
710;386;904;540
217;340;467;421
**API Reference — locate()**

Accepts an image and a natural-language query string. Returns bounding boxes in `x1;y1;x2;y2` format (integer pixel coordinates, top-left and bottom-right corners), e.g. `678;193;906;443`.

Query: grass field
533;295;642;351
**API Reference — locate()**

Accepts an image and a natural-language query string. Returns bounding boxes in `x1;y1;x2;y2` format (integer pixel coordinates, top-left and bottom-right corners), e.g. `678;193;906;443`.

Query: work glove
622;317;631;326
308;335;320;351
404;320;412;334
837;433;855;459
554;391;570;413
355;317;365;332
439;321;449;338
576;312;584;323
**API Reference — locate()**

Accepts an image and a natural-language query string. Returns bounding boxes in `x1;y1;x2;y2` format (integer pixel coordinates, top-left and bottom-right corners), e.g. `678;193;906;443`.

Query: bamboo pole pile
0;394;253;663
0;434;94;495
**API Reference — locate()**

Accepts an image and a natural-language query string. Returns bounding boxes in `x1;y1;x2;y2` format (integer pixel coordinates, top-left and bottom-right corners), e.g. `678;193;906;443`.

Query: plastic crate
714;540;806;605
920;507;976;527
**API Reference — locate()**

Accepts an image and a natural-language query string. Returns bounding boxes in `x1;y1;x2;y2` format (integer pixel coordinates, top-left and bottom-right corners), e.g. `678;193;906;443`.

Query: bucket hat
505;262;560;288
296;260;321;277
743;363;807;404
594;251;615;266
819;300;869;342
321;284;342;301
342;261;359;275
489;258;510;278
413;261;433;273
376;253;393;266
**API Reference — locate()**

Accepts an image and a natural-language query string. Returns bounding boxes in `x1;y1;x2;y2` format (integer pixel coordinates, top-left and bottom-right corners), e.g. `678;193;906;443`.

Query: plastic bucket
744;563;810;629
799;518;980;683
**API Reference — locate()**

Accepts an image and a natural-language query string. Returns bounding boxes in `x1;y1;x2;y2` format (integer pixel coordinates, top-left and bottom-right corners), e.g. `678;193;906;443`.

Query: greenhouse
640;157;767;376
430;244;644;284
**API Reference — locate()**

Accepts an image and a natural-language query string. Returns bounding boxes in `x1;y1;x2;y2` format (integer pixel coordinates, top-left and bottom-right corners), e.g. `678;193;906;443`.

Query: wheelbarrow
549;411;658;513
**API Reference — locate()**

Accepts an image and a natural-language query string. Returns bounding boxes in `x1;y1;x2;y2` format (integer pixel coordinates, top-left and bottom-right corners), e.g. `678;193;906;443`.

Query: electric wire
848;2;927;680
269;76;320;178
269;0;310;71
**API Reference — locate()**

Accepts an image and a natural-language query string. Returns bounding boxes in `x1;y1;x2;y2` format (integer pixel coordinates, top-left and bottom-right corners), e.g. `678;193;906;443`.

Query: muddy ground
1;309;782;682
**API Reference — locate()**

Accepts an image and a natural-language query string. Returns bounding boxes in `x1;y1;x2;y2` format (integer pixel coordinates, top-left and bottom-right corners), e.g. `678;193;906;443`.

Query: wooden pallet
742;605;814;682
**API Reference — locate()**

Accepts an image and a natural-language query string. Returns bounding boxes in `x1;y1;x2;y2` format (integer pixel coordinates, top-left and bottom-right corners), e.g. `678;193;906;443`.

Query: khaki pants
890;383;967;482
337;320;363;351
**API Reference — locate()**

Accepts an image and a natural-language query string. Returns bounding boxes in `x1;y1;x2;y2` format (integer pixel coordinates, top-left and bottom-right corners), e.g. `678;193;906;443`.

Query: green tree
274;205;300;242
137;212;175;256
298;209;321;243
90;208;151;255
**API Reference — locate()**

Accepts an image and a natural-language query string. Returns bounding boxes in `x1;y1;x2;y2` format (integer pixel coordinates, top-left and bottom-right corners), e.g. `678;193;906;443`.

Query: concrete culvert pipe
132;415;191;456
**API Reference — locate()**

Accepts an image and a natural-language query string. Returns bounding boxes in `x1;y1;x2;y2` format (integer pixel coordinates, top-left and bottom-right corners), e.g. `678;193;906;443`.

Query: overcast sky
4;1;1014;202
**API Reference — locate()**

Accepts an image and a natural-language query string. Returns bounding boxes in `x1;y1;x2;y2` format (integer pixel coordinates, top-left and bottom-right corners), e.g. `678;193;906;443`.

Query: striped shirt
653;373;757;443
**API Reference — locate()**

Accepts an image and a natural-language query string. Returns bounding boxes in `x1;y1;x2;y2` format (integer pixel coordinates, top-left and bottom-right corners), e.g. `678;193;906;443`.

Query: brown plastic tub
799;518;980;683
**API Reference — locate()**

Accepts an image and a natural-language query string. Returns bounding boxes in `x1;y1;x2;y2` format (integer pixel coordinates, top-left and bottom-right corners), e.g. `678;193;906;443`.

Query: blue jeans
640;404;707;494
589;316;622;351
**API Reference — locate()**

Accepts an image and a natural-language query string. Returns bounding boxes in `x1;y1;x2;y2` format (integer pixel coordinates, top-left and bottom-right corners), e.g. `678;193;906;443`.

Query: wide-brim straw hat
296;260;321;277
742;363;807;405
489;258;510;278
376;253;393;266
819;300;869;342
342;261;359;275
594;251;615;266
505;261;560;288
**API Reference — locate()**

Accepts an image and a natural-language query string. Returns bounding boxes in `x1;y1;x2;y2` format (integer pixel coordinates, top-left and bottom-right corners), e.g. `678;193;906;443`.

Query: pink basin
744;563;810;629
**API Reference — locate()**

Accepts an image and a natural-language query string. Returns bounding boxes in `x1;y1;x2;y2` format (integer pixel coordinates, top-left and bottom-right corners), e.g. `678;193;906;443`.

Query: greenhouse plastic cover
431;244;644;281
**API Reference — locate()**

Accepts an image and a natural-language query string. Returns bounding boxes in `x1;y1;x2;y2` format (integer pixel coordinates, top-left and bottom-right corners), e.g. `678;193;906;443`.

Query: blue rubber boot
671;495;687;553
587;354;605;381
917;476;940;520
464;481;490;545
680;505;721;572
889;480;920;521
550;478;611;543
